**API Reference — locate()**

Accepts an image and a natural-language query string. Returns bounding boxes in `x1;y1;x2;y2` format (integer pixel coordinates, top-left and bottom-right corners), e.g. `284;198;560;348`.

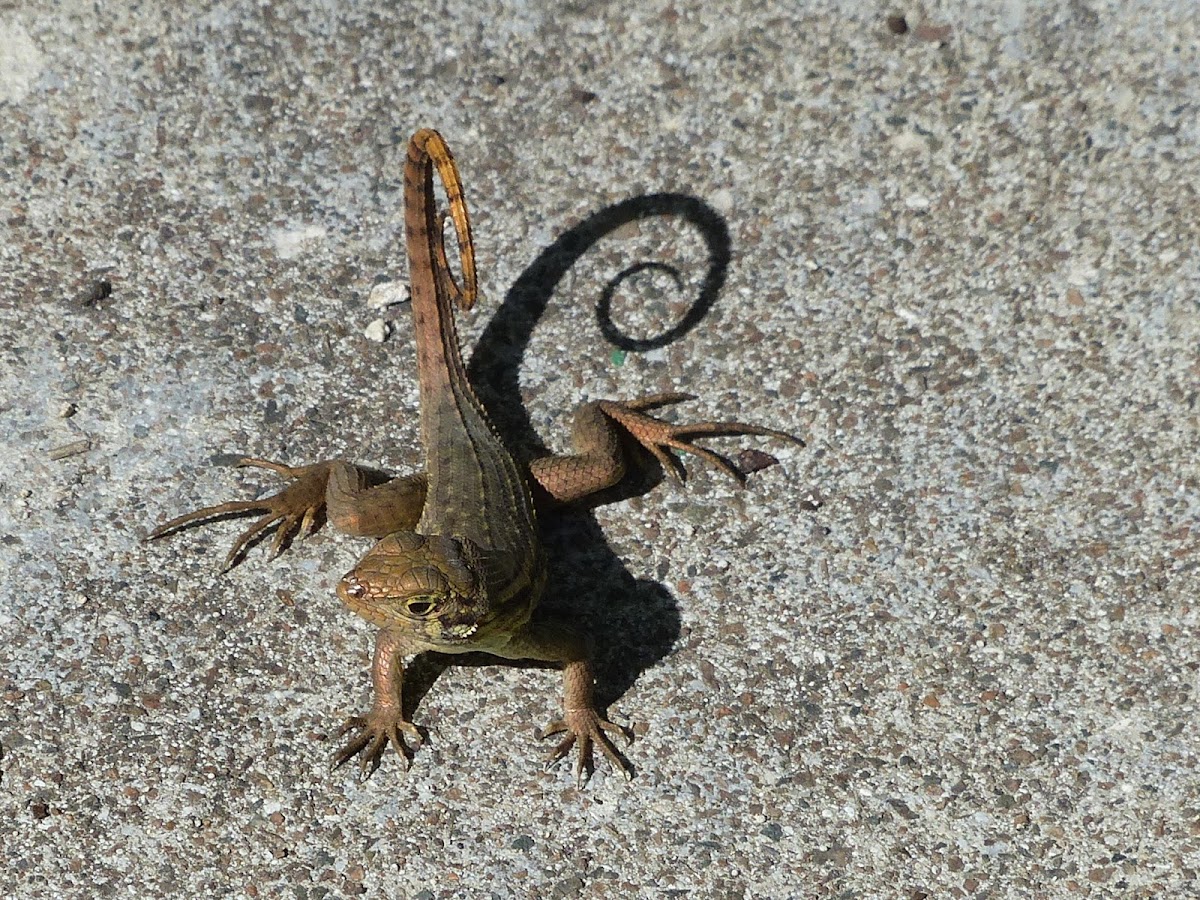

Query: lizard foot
334;707;423;779
598;394;804;483
146;458;332;570
542;707;633;786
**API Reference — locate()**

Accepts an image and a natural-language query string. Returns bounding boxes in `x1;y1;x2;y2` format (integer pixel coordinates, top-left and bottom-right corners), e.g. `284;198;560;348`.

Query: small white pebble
59;402;77;418
364;318;392;343
904;194;930;210
368;281;410;310
1067;264;1098;286
271;224;326;260
711;188;735;216
891;131;928;154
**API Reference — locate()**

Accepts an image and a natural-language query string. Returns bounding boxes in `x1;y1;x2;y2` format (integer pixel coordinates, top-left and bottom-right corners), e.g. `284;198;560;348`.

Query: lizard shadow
408;194;731;740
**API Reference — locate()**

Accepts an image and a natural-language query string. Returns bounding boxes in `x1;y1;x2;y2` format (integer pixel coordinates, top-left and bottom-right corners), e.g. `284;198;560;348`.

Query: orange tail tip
409;129;478;311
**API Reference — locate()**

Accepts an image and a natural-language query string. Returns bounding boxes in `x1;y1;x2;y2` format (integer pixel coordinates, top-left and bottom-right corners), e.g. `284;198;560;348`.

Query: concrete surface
1;1;1198;897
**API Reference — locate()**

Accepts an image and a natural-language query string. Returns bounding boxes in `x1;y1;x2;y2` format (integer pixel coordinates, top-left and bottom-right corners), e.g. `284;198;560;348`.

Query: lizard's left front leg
497;623;632;785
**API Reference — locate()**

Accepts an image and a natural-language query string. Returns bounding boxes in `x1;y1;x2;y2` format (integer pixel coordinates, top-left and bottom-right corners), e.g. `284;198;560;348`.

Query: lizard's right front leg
333;628;423;777
146;458;427;570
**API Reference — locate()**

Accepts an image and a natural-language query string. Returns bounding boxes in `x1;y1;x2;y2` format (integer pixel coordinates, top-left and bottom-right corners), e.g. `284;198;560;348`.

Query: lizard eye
406;598;436;617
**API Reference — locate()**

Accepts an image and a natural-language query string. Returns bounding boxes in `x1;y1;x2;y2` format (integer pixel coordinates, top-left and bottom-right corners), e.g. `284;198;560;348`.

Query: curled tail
406;128;478;311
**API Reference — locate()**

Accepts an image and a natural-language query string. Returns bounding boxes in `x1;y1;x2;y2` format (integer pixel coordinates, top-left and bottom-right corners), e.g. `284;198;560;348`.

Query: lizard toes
543;732;577;771
333;710;420;778
540;710;634;783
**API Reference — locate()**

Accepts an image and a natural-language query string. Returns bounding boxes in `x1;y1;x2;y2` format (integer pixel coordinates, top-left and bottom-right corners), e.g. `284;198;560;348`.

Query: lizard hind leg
529;394;804;503
146;458;334;571
147;458;428;571
597;394;804;483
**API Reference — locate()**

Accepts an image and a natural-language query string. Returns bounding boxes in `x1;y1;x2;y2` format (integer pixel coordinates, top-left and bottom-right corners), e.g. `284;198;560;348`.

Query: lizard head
336;532;497;645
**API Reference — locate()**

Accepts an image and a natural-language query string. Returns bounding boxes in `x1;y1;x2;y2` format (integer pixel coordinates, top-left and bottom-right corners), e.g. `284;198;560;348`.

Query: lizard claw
334;708;422;779
145;458;331;570
542;708;633;786
598;396;804;484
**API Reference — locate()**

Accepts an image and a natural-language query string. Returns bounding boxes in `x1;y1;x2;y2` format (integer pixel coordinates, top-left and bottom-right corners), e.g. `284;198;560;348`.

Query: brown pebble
737;448;780;475
915;23;953;42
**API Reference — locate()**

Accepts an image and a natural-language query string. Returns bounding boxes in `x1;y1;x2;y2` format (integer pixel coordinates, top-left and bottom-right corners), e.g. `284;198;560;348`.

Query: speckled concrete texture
2;1;1198;897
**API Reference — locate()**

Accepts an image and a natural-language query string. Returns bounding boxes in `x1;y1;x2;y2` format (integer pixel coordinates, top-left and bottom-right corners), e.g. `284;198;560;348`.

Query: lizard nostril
342;577;366;599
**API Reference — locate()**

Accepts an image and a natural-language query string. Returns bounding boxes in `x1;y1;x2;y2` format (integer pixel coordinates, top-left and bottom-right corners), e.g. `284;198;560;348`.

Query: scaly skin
148;129;803;785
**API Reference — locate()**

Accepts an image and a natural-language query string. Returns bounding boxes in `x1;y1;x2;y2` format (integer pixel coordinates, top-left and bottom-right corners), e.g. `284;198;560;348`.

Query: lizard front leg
334;628;423;777
146;458;427;570
497;623;632;785
529;393;803;504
